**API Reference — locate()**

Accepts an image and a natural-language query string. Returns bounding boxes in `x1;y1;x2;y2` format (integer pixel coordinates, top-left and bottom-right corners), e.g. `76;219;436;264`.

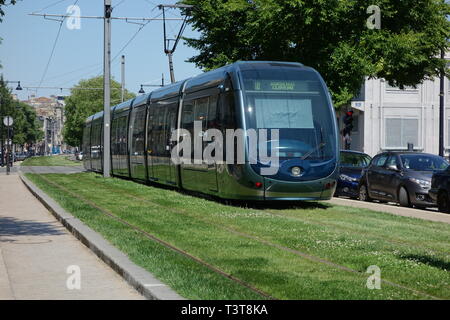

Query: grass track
21;155;81;166
26;172;450;300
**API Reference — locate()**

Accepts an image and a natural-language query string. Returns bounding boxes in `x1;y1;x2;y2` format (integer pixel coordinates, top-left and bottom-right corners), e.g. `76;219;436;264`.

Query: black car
429;166;450;213
335;150;372;198
359;152;449;208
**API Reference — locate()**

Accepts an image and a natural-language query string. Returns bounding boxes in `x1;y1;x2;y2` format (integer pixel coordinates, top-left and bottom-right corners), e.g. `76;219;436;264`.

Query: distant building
22;95;66;155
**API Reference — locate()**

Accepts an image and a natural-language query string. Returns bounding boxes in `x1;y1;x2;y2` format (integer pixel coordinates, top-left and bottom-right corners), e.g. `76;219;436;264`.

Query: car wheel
437;191;450;214
359;184;371;202
398;187;411;207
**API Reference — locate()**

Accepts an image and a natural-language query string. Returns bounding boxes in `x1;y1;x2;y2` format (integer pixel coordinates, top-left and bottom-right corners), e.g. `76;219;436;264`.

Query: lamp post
0;81;22;168
3;116;13;175
439;48;446;157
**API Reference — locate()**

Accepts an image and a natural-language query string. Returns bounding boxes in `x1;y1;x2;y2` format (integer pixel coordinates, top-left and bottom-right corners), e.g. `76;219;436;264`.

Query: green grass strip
26;172;450;299
22;155;81;167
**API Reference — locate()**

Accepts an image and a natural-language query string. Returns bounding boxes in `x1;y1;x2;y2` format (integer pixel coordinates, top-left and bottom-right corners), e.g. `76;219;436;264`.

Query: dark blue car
429;166;450;213
335;150;372;198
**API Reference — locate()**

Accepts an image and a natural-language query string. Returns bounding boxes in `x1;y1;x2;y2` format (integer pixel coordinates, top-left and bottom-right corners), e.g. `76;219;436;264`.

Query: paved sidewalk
326;197;450;224
0;173;143;299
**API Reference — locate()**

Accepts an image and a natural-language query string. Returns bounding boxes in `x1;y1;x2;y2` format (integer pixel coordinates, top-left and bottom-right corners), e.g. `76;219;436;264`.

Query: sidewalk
326;197;450;224
0;172;143;299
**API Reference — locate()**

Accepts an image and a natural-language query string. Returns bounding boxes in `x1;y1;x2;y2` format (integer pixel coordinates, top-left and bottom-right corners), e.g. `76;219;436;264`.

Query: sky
0;0;202;100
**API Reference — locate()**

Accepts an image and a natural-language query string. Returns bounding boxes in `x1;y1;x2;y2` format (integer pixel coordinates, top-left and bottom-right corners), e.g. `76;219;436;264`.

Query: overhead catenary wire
30;3;185;95
36;0;80;93
22;86;121;91
31;0;69;14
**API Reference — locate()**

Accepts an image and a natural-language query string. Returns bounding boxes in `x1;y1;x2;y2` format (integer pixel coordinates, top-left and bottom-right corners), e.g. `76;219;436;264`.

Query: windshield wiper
301;126;326;160
300;142;326;160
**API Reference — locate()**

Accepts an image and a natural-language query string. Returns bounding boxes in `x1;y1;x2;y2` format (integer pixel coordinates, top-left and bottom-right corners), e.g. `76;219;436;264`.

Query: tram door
151;102;178;185
165;103;178;185
180;91;219;193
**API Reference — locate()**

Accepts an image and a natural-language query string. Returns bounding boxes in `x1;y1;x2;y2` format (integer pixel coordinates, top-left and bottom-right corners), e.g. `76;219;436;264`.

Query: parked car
335;150;372;198
429;166;450;213
359;152;449;208
14;153;29;161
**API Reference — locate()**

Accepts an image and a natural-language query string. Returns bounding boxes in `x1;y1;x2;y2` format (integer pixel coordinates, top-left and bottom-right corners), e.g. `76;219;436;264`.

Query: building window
385;83;418;92
385;118;419;149
352;114;359;133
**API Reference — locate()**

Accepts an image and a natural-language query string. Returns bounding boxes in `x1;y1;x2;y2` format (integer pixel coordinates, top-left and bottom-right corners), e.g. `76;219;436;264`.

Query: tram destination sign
248;80;319;93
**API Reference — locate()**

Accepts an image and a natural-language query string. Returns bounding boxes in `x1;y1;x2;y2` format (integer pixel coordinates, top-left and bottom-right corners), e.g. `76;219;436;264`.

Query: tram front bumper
264;177;337;200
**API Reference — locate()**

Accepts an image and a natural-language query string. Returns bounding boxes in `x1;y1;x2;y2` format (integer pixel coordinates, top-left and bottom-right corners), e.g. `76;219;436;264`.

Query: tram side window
99;121;103;157
181;102;194;135
111;118;118;156
132;108;146;156
82;125;91;158
154;106;165;156
118;116;128;156
218;90;236;131
147;107;155;155
207;96;218;130
194;97;209;131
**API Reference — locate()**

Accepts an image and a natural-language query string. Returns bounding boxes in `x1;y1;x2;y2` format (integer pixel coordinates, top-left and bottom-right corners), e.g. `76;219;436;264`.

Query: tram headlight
291;166;302;177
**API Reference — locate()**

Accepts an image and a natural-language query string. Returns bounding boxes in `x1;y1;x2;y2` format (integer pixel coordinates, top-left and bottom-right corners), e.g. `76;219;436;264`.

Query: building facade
338;73;449;158
22;95;66;155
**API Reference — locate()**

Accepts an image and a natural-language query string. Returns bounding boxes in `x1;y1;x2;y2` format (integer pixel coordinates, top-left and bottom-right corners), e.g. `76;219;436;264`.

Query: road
327;196;450;224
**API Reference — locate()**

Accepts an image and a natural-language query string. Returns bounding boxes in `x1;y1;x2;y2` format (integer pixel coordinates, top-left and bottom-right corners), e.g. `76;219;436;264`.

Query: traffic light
342;110;354;137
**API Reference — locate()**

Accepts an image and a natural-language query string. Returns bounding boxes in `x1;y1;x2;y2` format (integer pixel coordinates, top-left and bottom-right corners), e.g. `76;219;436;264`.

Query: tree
64;76;135;147
183;0;450;108
0;0;16;22
0;77;43;150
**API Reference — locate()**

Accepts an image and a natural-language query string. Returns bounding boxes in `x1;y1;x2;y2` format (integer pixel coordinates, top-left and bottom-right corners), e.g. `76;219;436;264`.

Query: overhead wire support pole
439;48;445;157
121;55;125;102
158;3;193;84
103;0;112;178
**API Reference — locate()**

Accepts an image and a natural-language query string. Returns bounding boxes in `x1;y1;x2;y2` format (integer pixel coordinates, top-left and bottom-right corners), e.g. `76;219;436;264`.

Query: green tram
83;61;339;200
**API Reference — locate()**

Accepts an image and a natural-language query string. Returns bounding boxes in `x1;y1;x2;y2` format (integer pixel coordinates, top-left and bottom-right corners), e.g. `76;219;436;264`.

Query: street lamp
138;74;166;94
5;80;22;91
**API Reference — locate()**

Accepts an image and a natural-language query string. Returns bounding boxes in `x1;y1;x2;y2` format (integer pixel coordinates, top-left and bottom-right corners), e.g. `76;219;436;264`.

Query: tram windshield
241;67;337;163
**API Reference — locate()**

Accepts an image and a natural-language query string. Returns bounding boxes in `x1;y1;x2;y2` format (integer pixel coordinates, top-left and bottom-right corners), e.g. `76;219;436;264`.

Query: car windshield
340;152;372;167
241;66;336;162
400;154;449;171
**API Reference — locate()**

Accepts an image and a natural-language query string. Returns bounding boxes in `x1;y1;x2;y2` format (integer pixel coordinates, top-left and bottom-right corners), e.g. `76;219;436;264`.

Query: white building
338;70;449;158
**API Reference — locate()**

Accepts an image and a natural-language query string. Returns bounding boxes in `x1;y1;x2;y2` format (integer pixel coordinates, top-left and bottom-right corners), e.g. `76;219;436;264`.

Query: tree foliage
0;0;16;22
183;0;450;108
0;77;43;147
63;76;135;147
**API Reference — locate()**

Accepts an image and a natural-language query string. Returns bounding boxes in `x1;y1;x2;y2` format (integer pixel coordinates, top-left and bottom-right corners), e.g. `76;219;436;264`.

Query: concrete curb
20;173;184;300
